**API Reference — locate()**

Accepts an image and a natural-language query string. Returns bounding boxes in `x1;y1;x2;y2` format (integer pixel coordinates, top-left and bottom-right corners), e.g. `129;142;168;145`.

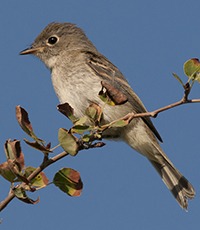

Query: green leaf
74;116;88;126
108;119;129;128
184;58;200;82
85;103;102;122
172;73;184;86
86;106;97;120
58;128;79;156
24;166;49;188
71;125;90;134
99;89;116;106
13;187;40;204
0;160;30;184
0;162;17;182
53;168;83;197
82;134;91;142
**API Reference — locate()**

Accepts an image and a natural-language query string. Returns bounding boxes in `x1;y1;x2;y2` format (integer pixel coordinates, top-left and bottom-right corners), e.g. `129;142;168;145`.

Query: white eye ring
47;35;59;46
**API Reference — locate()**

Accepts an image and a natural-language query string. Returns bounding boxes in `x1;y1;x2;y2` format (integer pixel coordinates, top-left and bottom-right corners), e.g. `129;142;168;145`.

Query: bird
20;22;195;209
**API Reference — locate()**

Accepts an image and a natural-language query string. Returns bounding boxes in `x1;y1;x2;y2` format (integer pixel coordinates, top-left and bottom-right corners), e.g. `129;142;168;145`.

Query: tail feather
150;160;195;210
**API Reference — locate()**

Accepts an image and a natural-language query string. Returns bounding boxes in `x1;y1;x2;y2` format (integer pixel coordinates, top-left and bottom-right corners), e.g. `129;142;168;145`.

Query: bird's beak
20;46;44;55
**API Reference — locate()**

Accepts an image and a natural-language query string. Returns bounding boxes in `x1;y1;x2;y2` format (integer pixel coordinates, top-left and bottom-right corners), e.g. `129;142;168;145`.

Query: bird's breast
51;66;135;125
51;66;102;117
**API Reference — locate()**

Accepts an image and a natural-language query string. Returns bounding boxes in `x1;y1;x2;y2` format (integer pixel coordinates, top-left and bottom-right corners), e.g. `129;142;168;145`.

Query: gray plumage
20;22;195;209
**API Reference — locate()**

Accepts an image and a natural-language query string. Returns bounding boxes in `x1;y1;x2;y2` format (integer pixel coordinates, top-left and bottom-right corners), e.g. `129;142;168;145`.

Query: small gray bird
20;22;195;209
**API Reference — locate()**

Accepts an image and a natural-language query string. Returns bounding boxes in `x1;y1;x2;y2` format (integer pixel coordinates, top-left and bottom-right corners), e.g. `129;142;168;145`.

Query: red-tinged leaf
24;166;49;188
46;142;51;150
57;103;77;123
0;159;30;184
0;161;17;182
184;58;200;82
16;106;44;142
58;128;79;156
100;81;128;105
24;139;52;154
14;187;40;204
4;139;25;171
53;168;83;197
16;106;33;135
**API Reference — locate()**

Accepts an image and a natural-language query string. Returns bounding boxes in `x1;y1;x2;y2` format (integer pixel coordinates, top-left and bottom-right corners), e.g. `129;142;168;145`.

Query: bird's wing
83;51;162;142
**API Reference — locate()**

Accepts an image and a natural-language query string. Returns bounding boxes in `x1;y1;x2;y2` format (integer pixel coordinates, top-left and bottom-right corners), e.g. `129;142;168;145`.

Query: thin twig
0;151;68;212
1;94;200;212
110;97;200;125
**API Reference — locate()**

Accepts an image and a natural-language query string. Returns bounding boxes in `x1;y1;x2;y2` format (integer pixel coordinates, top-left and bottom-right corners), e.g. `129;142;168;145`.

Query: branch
1;83;200;212
0;151;68;212
109;95;200;126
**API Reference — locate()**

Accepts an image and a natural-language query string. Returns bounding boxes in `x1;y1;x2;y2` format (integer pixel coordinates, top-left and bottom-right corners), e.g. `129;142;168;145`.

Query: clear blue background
0;1;200;229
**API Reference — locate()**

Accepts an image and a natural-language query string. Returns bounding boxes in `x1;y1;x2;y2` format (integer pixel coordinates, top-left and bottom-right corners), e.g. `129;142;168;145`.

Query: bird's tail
149;159;195;210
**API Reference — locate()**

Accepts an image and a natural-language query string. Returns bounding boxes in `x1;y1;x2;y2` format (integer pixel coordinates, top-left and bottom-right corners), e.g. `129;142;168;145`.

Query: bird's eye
47;36;59;45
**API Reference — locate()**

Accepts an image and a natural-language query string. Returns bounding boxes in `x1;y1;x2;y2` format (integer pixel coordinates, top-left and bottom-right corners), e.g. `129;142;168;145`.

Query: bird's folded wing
83;51;162;142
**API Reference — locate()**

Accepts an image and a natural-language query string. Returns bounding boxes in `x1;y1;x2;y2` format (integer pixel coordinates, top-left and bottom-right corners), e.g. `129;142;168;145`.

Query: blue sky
0;0;200;229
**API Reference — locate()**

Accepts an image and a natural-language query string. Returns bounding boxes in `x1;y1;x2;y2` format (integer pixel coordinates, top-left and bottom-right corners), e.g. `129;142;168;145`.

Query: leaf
58;128;79;156
71;125;91;135
172;73;184;86
16;106;44;142
13;187;40;204
16;106;33;135
81;134;91;142
74;116;88;126
85;103;102;122
108;119;129;128
57;103;77;123
53;168;83;197
4;139;25;171
24;139;52;154
0;159;30;184
24;166;49;188
86;106;97;120
99;88;116;106
183;58;200;82
99;81;128;105
0;161;17;182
